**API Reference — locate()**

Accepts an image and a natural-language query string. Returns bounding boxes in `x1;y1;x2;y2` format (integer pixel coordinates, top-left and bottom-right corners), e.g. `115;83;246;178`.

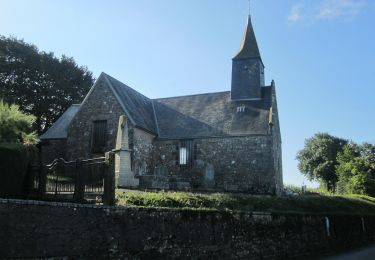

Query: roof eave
232;56;265;68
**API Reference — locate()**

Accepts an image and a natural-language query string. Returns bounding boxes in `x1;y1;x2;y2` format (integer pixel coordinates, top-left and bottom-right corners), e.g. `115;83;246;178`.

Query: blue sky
1;0;375;187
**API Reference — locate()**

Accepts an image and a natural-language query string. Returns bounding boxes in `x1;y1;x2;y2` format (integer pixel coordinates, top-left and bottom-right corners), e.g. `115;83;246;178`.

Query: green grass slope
116;190;375;215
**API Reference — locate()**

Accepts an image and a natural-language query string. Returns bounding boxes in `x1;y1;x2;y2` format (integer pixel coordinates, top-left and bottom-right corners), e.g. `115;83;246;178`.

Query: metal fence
34;152;115;205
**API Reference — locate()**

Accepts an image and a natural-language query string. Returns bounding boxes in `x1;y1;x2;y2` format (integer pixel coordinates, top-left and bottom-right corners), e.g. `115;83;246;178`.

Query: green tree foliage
0;36;94;134
296;133;347;192
0;100;37;144
336;143;375;196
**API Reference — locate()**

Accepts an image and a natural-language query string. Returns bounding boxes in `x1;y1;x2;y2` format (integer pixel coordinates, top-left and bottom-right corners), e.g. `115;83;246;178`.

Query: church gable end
66;74;126;159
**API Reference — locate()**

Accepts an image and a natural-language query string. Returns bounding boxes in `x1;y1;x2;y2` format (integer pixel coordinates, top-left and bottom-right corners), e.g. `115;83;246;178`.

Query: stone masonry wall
0;199;374;259
270;84;283;194
152;135;276;194
131;128;155;177
271;130;282;194
66;77;124;160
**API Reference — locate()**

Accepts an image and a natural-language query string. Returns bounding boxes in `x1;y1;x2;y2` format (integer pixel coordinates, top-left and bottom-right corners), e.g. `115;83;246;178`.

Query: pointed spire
233;15;261;60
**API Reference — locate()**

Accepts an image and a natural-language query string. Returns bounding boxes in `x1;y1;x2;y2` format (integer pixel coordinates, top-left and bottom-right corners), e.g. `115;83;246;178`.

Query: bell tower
231;15;265;100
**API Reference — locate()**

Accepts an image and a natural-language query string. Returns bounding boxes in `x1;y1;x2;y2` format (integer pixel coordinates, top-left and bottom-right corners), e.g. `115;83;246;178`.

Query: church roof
104;73;158;134
102;73;272;138
104;73;273;139
153;88;272;139
40;104;80;140
233;16;262;60
41;74;273;140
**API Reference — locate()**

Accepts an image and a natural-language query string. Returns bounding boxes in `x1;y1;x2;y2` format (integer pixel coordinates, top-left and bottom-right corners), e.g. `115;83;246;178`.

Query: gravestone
203;163;215;188
134;160;147;177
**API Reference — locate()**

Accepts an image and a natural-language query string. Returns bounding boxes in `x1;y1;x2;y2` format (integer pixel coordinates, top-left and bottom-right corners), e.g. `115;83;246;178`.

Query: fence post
73;159;85;202
103;151;116;206
38;164;46;199
24;164;39;199
55;159;63;198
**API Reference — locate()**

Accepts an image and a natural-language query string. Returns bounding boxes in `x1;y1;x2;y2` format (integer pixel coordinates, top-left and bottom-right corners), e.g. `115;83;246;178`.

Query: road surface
325;245;375;260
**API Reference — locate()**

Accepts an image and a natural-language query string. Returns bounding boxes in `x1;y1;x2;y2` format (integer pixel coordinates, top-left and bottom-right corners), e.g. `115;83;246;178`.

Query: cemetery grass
115;190;375;215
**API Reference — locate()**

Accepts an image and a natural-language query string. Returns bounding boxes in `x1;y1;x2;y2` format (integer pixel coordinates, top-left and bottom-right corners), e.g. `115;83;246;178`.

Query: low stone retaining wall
0;199;374;259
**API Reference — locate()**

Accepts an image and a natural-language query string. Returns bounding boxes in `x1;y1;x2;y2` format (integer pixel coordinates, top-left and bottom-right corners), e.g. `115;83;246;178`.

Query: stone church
40;16;283;195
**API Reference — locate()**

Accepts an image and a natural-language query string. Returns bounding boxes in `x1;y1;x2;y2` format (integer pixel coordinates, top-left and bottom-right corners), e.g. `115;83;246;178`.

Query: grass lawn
116;190;375;215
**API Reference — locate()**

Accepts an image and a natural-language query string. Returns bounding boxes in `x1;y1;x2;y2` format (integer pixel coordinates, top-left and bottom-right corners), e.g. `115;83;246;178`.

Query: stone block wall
0;199;374;259
65;77;124;160
271;131;283;194
270;84;283;194
132;128;155;177
152;135;277;194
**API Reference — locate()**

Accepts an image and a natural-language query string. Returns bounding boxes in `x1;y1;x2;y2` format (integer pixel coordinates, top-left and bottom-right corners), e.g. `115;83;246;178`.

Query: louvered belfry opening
179;139;193;168
91;120;107;153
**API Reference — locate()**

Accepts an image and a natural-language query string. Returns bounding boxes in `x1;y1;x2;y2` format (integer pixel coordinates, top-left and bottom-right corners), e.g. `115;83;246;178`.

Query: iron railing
34;152;116;205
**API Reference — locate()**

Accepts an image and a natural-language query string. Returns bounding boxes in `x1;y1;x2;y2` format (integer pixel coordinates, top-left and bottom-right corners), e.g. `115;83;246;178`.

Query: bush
336;143;375;196
0;143;38;198
0;100;37;144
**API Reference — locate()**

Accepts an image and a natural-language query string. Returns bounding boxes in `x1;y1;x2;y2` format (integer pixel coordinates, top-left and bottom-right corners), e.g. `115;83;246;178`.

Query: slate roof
234;16;262;60
104;72;273;139
153;87;272;139
40;104;80;140
104;74;157;134
41;75;273;140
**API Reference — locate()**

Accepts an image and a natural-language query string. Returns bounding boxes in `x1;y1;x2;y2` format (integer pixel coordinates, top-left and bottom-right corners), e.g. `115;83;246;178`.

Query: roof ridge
102;72;158;135
102;72;152;101
102;73;137;126
151;100;160;137
153;91;230;101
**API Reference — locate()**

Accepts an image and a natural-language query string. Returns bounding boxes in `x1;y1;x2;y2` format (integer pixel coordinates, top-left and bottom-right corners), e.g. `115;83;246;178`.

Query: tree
0;100;37;144
336;143;375;196
0;36;95;134
296;133;347;192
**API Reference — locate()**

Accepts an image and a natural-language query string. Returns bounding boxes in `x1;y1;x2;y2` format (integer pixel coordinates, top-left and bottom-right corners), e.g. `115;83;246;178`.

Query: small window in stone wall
180;147;188;165
178;139;193;168
91;120;107;153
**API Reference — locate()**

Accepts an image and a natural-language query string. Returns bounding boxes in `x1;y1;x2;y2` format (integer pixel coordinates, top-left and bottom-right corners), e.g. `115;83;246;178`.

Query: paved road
325;245;375;260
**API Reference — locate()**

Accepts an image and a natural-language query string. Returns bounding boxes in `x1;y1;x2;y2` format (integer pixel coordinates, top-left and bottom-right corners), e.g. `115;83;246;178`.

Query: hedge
0;143;38;198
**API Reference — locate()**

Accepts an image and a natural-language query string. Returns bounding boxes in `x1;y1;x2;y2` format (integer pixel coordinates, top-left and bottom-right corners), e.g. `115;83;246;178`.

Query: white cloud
316;0;366;20
287;0;367;23
288;4;303;22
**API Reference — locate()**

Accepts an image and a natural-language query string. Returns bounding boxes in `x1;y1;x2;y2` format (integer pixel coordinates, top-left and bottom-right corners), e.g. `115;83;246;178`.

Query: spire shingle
233;16;261;60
